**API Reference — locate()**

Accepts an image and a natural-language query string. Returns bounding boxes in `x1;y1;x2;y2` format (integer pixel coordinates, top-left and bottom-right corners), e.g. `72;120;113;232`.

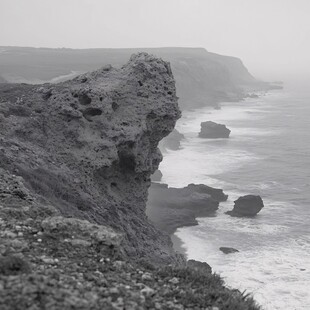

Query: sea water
159;86;310;310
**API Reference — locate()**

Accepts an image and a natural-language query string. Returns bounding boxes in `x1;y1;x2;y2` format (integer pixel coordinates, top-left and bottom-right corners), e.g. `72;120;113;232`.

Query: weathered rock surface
187;259;212;273
226;195;264;217
159;128;185;151
151;169;163;182
199;121;231;138
147;183;227;234
219;247;239;254
0;53;182;264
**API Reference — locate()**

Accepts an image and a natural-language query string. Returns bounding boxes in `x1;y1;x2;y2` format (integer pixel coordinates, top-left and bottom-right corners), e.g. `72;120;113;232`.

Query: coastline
157;88;310;309
170;232;187;257
0;53;264;309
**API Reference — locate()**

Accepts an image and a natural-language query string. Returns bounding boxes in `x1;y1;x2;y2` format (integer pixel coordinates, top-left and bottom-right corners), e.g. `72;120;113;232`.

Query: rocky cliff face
0;53;182;264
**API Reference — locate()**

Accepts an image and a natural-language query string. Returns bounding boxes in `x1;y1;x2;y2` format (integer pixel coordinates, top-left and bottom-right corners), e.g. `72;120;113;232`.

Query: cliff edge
0;53;261;309
0;53;181;264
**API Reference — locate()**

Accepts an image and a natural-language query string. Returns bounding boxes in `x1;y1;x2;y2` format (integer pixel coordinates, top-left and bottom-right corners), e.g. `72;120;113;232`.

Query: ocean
158;86;310;310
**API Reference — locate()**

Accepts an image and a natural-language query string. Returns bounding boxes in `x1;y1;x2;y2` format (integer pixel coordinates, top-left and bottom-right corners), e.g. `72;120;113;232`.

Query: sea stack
159;129;185;151
151;169;163;182
226;195;264;217
199;121;231;138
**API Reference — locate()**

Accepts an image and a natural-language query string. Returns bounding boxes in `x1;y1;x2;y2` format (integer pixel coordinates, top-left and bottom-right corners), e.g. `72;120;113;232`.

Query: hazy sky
1;0;309;80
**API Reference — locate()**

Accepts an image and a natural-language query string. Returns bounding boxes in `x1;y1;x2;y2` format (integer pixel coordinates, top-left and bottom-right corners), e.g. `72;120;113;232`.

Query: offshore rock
147;183;227;234
159;128;185;151
219;247;239;254
0;53;181;264
151;169;163;182
199;121;231;138
226;195;264;217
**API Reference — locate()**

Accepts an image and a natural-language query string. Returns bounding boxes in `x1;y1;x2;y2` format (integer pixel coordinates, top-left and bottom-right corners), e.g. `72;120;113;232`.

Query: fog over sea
159;85;310;310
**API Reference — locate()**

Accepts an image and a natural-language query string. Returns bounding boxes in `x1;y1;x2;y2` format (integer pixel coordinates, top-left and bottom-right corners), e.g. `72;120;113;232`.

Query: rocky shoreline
150;91;267;259
0;53;262;309
0;189;260;309
147;183;228;235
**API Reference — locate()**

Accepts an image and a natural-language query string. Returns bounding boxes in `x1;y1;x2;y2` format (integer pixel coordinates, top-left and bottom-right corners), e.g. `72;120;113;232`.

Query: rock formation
187;259;212;273
159;128;185;151
147;183;227;234
0;53;182;264
219;247;239;254
199;121;231;139
226;195;264;217
151;169;163;182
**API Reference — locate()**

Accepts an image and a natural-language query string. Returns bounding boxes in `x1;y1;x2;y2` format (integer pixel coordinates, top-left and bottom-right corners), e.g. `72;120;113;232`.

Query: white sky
0;0;309;80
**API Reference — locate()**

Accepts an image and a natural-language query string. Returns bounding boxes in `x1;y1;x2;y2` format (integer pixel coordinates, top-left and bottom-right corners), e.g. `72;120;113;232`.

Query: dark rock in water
219;247;239;254
147;182;227;234
199;121;231;139
187;259;212;273
226;195;264;217
159;129;185;151
151;169;163;182
186;183;228;202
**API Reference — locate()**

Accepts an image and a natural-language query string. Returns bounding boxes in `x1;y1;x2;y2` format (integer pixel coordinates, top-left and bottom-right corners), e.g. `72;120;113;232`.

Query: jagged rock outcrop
151;169;163;182
147;183;227;234
226;195;264;217
159;129;185;151
187;259;212;273
0;53;182;264
199;121;231;139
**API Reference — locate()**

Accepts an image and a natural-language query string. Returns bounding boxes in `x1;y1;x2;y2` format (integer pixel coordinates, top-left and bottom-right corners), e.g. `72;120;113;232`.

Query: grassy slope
0;193;260;310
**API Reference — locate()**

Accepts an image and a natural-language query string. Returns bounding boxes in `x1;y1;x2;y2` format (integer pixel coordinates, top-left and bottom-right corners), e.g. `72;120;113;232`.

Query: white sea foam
159;90;310;309
176;228;310;310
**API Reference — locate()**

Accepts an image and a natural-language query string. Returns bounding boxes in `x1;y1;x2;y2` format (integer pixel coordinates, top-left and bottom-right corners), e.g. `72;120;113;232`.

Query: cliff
0;46;271;110
0;53;181;264
0;53;261;309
